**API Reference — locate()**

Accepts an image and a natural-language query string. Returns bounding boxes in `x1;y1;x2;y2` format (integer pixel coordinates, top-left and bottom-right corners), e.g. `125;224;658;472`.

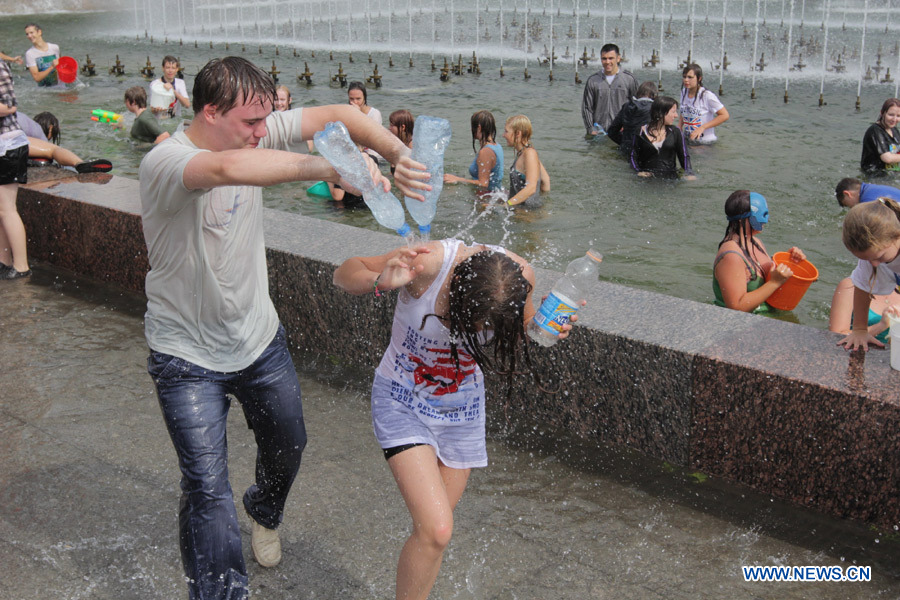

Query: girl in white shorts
335;238;578;600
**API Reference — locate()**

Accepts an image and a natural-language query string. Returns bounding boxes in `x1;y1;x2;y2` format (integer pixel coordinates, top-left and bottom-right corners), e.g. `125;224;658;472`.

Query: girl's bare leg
0;183;27;271
389;445;471;600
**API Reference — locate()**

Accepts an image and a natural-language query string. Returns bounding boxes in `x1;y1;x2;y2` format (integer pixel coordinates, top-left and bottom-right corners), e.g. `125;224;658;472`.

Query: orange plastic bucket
56;56;77;83
765;251;818;311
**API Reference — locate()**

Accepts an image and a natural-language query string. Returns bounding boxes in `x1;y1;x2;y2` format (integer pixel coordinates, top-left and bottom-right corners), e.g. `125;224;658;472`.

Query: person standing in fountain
607;81;657;156
348;81;383;162
504;114;550;208
348;80;382;125
388;109;414;149
24;23;60;87
333;239;578;600
630;96;696;179
0;57;30;279
861;98;900;174
274;85;293;111
580;43;638;135
679;64;729;144
713;190;805;313
444;110;504;194
124;87;170;145
139;56;429;600
149;55;191;118
387;109;414;176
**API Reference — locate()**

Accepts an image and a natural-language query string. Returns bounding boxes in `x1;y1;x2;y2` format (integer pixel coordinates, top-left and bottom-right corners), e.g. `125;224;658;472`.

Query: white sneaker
250;519;282;567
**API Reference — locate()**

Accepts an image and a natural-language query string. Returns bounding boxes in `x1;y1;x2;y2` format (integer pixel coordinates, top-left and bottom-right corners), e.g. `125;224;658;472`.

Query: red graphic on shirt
409;348;476;396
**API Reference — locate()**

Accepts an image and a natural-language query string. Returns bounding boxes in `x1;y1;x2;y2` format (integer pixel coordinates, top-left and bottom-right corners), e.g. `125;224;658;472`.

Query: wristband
507;199;514;206
373;277;382;297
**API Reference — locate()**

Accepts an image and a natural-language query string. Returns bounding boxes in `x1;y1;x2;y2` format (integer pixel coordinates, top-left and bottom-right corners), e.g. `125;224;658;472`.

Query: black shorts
0;144;28;185
382;442;427;461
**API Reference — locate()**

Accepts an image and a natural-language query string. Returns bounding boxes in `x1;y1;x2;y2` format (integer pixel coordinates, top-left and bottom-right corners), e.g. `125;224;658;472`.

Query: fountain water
750;0;761;98
718;0;726;95
819;0;831;104
12;2;900;335
856;0;869;109
784;0;795;102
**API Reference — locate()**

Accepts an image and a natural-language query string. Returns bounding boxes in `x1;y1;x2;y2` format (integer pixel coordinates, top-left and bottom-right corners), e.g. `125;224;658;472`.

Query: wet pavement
2;266;899;600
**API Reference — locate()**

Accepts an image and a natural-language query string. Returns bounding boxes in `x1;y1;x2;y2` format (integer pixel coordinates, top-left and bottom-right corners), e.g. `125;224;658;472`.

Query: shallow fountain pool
4;9;899;330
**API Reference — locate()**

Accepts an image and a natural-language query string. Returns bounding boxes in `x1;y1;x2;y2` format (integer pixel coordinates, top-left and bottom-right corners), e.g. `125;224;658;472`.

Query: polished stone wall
17;167;900;530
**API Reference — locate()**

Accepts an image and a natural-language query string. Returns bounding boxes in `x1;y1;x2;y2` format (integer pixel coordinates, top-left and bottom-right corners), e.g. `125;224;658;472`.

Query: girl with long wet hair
838;198;900;350
503;114;550;207
334;239;578;600
679;63;729;144
388;109;415;148
630;96;695;179
274;85;292;111
860;97;900;173
444;110;505;193
713;190;805;313
348;80;382;125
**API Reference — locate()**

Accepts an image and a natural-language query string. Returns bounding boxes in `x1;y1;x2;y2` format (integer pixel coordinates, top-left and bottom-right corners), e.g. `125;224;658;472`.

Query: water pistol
91;109;122;123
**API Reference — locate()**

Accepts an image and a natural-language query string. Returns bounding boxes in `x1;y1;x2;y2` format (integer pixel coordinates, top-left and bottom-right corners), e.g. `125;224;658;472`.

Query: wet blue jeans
147;325;307;600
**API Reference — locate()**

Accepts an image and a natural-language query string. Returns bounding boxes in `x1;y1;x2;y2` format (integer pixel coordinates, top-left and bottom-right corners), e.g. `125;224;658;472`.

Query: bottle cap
585;249;603;263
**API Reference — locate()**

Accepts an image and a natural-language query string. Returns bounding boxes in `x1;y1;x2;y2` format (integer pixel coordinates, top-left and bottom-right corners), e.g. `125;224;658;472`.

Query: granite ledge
15;169;900;529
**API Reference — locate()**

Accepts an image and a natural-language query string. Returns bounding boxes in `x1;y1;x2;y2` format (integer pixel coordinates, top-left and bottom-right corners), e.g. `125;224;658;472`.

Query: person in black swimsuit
861;97;900;174
630;96;695;180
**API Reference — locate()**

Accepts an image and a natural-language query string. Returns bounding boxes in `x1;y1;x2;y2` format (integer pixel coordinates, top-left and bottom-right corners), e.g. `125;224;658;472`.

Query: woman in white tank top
335;238;579;600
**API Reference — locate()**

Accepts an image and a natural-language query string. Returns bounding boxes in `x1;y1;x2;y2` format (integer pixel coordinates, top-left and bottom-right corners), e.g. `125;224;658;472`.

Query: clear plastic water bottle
590;122;607;136
527;249;603;347
404;115;451;241
314;121;411;237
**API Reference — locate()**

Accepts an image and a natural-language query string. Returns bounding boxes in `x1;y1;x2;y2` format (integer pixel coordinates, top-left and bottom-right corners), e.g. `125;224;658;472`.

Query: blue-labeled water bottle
314;121;411;237
527;249;603;347
404;115;451;241
590;122;606;136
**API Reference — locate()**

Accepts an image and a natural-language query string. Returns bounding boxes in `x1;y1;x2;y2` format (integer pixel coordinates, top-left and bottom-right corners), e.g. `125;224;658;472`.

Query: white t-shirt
365;106;382;125
680;87;725;143
362;107;383;160
850;253;900;296
25;43;60;86
139;107;306;371
149;77;189;117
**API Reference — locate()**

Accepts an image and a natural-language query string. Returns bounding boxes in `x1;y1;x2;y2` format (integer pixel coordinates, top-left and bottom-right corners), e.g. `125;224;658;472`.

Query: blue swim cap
727;192;769;231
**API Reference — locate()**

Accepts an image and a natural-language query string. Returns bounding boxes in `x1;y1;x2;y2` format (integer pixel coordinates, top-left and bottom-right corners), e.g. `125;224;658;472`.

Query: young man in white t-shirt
24;23;59;87
139;56;430;600
149;54;190;118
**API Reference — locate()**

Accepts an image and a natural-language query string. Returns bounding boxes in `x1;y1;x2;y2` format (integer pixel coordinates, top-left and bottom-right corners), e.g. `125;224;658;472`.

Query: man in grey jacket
581;44;639;135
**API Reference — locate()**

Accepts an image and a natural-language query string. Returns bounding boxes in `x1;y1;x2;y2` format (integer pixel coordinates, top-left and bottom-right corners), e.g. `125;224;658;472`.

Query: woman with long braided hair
713;190;806;313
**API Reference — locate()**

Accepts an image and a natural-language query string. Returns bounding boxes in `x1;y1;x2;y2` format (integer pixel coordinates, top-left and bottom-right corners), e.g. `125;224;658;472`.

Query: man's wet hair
192;56;276;115
600;43;621;55
835;177;862;206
